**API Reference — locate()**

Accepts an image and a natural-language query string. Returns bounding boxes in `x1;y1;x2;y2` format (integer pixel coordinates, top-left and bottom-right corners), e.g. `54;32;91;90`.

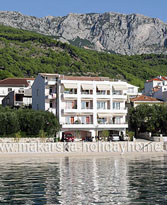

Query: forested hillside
0;25;167;89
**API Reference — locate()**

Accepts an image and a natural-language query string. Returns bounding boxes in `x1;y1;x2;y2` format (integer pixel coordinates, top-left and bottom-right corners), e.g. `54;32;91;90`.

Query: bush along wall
0;107;60;138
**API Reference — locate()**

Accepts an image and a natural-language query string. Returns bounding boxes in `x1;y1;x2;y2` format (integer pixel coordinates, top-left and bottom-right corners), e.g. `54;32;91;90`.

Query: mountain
0;24;167;89
0;11;167;55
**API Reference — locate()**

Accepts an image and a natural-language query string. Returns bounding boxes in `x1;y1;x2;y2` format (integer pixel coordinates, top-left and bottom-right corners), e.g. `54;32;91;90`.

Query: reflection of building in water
57;157;131;204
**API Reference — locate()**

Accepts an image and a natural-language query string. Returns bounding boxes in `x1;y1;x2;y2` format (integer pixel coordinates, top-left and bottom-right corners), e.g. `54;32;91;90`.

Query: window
97;90;106;95
81;89;93;95
81;101;86;109
8;88;12;92
112;116;122;124
50;101;53;108
37;104;39;110
65;116;70;124
49;87;53;95
64;88;77;94
81;116;86;124
97;101;106;109
81;101;90;109
66;101;77;109
113;102;120;110
98;118;107;124
128;87;134;93
66;101;72;109
113;90;122;95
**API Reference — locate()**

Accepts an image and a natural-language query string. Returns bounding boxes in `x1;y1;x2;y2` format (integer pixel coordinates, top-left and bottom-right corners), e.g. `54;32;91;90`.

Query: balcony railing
97;92;107;95
97;121;127;125
65;121;93;125
81;91;93;95
81;107;93;110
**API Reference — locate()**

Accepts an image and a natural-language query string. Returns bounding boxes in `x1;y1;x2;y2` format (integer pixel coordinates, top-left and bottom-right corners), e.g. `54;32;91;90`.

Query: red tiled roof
146;78;162;82
146;76;167;82
131;95;160;102
0;78;34;87
60;75;110;81
161;76;167;81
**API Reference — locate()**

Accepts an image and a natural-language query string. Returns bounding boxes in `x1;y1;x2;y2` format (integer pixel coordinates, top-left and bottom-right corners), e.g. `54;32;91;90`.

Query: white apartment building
0;78;34;105
32;73;138;140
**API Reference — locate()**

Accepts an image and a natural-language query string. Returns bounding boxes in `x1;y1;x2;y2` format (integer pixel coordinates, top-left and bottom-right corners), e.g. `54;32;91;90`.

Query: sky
1;0;167;22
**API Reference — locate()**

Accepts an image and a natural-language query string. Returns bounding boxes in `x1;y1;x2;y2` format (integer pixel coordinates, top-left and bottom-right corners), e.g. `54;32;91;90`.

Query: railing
81;91;93;95
97;92;107;95
64;122;93;125
112;107;126;110
97;121;127;125
112;92;123;95
81;107;93;110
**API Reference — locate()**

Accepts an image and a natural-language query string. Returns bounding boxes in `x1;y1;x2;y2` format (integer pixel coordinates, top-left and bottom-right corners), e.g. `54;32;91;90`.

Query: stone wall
0;138;54;143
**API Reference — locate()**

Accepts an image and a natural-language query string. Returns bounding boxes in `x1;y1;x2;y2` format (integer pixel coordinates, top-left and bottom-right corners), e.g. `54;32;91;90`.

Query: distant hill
0;25;167;89
0;11;167;55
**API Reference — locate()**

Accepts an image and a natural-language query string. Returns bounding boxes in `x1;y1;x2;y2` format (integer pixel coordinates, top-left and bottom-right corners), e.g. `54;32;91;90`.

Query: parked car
82;136;93;142
64;133;74;142
108;134;120;141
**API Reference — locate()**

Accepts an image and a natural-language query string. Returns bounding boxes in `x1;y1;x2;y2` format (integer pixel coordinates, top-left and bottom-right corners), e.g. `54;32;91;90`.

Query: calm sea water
0;155;167;204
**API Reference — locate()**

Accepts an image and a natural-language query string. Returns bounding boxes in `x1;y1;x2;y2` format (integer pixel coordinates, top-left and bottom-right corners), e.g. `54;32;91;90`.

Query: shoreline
0;151;166;159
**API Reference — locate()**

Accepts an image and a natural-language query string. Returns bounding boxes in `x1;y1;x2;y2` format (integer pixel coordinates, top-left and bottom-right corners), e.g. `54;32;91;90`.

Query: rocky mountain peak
0;11;167;55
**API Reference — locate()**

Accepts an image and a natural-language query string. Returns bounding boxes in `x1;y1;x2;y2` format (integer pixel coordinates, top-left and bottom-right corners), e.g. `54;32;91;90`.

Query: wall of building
143;82;153;95
2;91;14;107
32;75;45;110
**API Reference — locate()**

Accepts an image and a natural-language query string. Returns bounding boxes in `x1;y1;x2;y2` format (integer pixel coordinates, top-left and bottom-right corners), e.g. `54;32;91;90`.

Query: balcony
112;108;128;114
63;93;77;99
97;123;128;129
81;107;93;110
112;92;127;99
81;91;92;94
62;122;94;129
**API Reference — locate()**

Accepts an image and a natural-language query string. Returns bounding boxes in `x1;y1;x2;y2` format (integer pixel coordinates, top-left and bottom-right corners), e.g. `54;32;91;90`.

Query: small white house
0;78;34;105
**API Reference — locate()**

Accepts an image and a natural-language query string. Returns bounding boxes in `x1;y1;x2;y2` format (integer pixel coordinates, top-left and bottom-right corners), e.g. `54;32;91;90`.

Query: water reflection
0;155;166;204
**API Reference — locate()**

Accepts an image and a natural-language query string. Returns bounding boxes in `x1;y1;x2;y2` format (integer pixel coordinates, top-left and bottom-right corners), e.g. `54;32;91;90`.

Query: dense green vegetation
0;107;60;138
129;104;167;136
0;25;167;89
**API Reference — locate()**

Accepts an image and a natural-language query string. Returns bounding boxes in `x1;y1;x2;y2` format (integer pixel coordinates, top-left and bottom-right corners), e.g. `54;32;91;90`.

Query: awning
81;84;93;90
98;113;112;118
63;83;77;89
113;84;128;90
97;84;110;90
